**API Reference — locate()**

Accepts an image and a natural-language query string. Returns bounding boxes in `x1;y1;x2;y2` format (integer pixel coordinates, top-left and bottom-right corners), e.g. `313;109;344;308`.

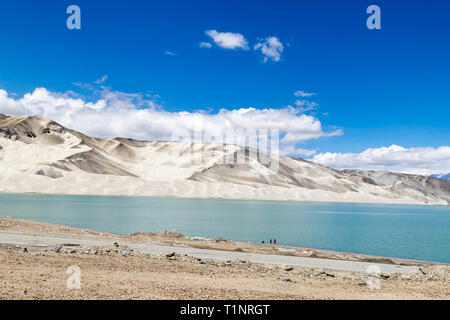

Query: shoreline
0;216;447;266
1;193;449;265
1;191;448;208
0;217;448;300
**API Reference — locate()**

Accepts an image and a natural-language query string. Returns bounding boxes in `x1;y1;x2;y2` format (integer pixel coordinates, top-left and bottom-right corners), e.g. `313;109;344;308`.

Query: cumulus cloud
201;31;286;62
312;145;450;175
0;90;27;115
294;90;316;98
0;86;340;154
164;51;177;56
205;30;249;50
254;36;284;62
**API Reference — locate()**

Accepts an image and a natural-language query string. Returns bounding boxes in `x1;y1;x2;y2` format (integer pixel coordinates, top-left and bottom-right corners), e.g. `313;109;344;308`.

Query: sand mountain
0;114;449;205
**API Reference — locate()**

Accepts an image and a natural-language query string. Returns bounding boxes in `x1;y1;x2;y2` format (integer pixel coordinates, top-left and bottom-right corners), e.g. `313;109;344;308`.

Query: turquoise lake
0;193;449;263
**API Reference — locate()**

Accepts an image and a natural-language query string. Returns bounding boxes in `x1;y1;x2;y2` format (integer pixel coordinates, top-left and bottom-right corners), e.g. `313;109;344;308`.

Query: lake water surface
0;193;449;263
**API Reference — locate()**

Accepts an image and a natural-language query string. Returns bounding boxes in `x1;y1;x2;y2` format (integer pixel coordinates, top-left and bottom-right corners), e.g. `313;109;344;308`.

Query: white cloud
294;90;316;98
294;100;318;112
164;51;176;56
199;42;212;49
312;145;450;175
0;86;340;154
280;146;317;157
94;75;108;85
254;36;284;62
0;90;27;116
205;30;249;50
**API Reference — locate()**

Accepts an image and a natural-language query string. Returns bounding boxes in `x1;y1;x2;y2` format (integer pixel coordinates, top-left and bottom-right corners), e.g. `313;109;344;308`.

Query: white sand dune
0;114;449;205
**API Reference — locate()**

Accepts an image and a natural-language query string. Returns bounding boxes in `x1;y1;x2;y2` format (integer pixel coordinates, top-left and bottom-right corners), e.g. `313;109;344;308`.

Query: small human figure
270;238;273;244
274;238;277;245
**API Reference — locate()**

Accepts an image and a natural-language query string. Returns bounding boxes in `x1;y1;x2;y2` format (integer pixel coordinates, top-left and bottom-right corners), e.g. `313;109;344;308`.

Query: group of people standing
261;238;277;245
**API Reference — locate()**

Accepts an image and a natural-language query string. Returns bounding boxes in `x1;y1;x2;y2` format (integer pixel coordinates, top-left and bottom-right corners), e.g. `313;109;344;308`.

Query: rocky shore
0;217;448;300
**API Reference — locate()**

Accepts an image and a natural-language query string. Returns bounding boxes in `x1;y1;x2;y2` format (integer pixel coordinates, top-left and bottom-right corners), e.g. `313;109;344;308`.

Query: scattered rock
215;237;228;243
284;266;294;272
157;230;184;239
130;231;156;238
314;270;334;277
358;282;368;286
283;278;292;282
166;252;176;258
390;273;401;280
191;236;209;241
302;249;317;257
22;247;28;253
380;273;390;279
113;242;119;248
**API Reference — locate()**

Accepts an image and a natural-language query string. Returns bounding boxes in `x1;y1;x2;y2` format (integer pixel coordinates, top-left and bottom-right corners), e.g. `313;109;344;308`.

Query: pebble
284;266;294;272
358;282;369;286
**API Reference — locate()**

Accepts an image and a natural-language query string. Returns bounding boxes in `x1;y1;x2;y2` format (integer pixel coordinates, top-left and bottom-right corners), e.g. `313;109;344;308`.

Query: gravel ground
0;247;448;300
0;217;448;300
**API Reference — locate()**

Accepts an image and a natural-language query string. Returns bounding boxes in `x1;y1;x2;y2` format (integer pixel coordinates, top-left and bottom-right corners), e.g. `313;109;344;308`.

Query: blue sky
0;0;449;173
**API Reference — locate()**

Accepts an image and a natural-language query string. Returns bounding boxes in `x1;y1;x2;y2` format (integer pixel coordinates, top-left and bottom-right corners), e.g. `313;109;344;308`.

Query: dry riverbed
0;217;448;300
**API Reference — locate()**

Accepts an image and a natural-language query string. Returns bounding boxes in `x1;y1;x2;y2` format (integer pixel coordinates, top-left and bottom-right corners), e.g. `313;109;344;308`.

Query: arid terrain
0;217;448;300
1;114;449;205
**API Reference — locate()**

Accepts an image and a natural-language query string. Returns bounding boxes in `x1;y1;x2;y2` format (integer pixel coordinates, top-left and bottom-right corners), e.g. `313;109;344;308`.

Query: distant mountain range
0;114;449;205
430;173;450;180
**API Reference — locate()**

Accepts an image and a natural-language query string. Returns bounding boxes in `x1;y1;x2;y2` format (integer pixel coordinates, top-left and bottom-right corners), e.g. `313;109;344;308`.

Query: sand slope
0;114;449;205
